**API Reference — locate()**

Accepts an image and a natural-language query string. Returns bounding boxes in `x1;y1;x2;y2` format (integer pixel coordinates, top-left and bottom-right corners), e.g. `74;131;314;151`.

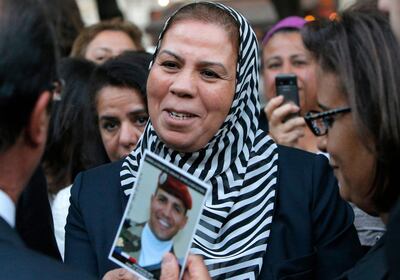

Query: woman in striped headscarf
65;2;362;279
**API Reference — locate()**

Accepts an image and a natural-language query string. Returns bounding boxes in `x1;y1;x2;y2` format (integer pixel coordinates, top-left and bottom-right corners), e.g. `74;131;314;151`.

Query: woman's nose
169;70;196;98
119;122;141;150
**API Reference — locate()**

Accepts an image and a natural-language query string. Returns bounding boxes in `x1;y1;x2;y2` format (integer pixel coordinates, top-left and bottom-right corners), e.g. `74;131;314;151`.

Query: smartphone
275;74;299;106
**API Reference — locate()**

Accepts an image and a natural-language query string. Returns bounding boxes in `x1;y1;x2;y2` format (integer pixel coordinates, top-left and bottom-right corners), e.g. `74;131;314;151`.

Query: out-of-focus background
76;0;358;50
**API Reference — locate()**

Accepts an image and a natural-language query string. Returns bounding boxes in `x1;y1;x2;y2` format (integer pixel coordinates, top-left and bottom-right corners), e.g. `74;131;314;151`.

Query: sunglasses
304;107;351;136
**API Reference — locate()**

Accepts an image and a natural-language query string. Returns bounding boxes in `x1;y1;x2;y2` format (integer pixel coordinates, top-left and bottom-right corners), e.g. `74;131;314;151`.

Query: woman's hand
160;253;211;280
265;95;306;147
102;268;138;280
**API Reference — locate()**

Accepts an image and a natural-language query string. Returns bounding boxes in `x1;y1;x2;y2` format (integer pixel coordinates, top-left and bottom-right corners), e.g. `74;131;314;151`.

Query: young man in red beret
123;173;192;277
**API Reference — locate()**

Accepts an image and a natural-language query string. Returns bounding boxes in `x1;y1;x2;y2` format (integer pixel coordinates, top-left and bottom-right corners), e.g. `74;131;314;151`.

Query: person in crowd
261;15;385;250
42;57;100;258
46;51;151;259
65;2;362;279
88;50;151;162
301;4;400;278
70;18;144;64
15;0;86;261
259;16;319;153
377;0;400;279
0;0;95;278
44;58;98;196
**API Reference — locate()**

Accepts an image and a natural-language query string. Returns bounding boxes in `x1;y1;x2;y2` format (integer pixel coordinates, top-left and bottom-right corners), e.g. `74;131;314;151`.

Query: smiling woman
147;20;237;152
64;2;362;280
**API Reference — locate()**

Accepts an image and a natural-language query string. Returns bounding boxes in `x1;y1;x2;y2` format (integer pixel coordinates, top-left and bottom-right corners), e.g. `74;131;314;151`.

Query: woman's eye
102;121;118;132
201;69;220;79
266;63;281;70
161;61;179;69
293;60;307;66
135;115;149;126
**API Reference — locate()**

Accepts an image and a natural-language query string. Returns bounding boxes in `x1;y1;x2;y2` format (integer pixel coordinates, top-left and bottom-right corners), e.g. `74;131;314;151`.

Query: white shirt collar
0;189;16;227
138;222;173;267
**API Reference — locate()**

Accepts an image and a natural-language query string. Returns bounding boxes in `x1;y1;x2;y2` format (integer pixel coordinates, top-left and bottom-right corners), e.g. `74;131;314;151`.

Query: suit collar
0;217;25;248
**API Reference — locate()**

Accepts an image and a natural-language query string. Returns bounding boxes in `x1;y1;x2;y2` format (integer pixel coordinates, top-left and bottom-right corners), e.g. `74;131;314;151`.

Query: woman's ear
24;91;52;147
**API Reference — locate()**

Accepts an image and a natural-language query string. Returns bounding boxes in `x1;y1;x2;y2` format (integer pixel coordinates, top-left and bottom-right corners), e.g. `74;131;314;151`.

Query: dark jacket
16;166;61;260
336;235;388;280
65;146;362;279
260;146;363;279
0;217;95;280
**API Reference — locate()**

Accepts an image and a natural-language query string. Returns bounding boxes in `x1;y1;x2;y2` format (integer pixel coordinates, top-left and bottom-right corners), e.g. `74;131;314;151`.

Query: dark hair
87;50;151;162
0;0;58;153
43;58;105;194
89;50;152;109
302;4;400;212
156;2;240;57
38;0;84;57
70;18;144;57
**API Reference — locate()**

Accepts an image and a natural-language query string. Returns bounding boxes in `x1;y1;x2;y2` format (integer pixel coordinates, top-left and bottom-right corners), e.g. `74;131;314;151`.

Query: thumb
160;252;180;280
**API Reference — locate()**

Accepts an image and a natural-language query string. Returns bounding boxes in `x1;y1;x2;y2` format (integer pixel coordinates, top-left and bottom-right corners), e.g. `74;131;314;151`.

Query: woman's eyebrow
158;49;183;63
198;61;228;74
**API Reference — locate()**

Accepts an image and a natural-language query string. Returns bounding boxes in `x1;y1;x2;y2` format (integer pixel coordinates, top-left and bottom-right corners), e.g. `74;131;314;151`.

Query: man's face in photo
149;188;188;241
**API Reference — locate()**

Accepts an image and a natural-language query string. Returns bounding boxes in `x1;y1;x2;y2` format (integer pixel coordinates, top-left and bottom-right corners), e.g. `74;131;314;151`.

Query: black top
259;146;363;279
386;199;400;280
16;166;61;260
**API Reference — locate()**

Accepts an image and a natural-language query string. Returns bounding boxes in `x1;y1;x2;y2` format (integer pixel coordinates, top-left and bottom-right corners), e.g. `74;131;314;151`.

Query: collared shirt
138;223;173;267
0;189;16;227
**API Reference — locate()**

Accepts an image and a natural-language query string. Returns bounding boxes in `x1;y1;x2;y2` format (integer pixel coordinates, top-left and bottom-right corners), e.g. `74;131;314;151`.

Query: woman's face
316;71;377;214
262;32;318;113
85;30;137;64
147;20;237;153
96;86;148;161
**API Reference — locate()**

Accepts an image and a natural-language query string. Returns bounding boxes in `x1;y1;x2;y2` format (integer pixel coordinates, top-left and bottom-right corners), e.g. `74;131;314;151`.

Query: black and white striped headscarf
120;2;278;279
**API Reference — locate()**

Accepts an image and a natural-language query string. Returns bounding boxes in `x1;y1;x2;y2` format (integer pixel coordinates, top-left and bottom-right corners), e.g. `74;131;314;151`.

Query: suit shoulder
0;243;96;279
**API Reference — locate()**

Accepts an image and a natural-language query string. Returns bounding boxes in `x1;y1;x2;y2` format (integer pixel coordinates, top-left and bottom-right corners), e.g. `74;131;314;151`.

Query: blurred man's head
149;173;192;241
378;0;400;41
0;0;58;201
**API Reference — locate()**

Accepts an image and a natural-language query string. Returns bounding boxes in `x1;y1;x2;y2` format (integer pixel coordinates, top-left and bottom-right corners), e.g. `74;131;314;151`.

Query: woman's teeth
169;111;194;120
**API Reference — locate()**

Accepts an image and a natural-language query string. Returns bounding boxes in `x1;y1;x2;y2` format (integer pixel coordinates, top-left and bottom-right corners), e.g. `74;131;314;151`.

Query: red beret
158;173;192;210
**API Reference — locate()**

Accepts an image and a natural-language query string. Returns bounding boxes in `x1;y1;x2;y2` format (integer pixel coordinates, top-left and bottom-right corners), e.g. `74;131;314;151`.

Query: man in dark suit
0;0;95;278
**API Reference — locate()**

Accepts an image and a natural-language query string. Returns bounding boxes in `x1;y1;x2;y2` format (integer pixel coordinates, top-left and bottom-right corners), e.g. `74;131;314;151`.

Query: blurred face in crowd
378;0;400;41
147;19;237;153
149;188;188;241
316;71;377;214
262;31;318;114
85;30;138;64
96;86;148;161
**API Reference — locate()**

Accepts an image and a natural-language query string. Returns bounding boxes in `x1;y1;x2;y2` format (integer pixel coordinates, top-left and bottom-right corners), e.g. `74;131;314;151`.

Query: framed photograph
109;150;210;280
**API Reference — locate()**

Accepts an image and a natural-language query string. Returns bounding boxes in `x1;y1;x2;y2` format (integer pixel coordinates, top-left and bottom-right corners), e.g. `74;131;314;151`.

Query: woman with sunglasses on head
302;3;400;278
64;2;362;279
